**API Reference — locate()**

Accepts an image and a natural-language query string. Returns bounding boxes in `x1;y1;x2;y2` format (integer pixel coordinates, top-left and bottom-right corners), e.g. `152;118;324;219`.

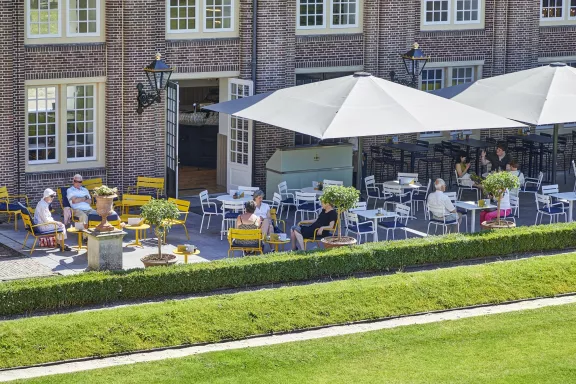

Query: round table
125;224;150;248
265;237;290;252
216;195;252;203
173;248;200;264
67;227;85;251
300;187;324;195
380;180;422;190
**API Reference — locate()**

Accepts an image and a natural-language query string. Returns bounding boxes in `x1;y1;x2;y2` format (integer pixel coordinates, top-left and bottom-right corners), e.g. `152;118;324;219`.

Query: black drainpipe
251;0;258;187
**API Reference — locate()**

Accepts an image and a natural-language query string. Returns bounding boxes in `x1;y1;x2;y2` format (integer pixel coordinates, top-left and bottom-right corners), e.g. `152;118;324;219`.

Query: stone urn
321;236;357;249
94;194;117;232
481;220;516;231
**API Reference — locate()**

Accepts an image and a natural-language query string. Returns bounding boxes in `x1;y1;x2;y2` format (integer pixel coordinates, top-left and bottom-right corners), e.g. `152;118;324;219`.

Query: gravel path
0;243;55;281
1;294;575;382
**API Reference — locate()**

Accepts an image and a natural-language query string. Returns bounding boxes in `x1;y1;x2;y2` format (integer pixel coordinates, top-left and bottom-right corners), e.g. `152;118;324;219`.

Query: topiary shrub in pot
481;171;520;230
319;185;360;248
139;199;181;267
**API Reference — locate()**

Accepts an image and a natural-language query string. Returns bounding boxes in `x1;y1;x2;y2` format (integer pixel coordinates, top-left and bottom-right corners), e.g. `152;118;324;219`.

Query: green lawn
2;253;576;369
16;302;576;384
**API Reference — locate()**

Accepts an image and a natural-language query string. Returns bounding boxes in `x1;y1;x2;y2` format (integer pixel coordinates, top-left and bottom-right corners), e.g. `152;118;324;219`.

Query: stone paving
0;240;55;281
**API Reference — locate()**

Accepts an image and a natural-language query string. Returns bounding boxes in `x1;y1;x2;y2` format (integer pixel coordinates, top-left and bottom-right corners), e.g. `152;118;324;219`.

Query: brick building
4;0;576;203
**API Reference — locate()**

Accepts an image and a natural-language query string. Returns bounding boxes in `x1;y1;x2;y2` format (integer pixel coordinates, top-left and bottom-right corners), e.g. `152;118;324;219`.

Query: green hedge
1;223;576;316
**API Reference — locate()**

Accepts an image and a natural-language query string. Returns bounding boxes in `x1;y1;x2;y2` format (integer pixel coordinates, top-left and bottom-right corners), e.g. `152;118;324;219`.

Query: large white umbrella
206;72;526;188
433;62;576;182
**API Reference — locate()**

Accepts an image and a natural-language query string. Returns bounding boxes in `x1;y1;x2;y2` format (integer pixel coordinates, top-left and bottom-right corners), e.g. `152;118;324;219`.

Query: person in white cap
35;188;71;252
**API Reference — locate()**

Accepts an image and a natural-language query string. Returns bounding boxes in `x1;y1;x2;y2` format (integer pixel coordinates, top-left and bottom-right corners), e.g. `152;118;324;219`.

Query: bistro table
301;187;324;195
380;180;422;190
450;138;491;174
454;201;498;233
216;195;252;203
382;142;429;172
354;209;397;242
549;192;576;222
509;134;552;178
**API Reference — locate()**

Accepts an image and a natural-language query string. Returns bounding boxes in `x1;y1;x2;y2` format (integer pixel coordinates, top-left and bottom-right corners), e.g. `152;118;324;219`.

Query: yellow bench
120;194;152;222
0;186;29;231
127;177;165;198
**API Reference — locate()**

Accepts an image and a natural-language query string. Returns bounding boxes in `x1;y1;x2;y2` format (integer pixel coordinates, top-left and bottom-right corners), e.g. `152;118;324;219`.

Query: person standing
35;188;71;252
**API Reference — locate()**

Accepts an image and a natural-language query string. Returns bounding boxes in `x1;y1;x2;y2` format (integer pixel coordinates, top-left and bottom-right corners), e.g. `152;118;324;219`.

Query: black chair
506;136;528;168
416;142;444;181
441;141;460;186
380;148;404;181
369;146;383;178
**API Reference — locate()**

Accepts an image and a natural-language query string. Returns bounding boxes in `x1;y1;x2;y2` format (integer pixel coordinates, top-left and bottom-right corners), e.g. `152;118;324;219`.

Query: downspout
251;0;257;186
121;0;125;193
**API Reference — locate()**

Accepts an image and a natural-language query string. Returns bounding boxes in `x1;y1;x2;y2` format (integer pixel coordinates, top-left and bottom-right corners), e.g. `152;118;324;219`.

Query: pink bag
39;236;57;248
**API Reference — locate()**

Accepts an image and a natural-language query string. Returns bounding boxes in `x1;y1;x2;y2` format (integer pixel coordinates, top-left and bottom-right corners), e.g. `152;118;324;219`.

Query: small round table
125;224;150;248
173;248;200;264
266;238;290;252
67;227;85;251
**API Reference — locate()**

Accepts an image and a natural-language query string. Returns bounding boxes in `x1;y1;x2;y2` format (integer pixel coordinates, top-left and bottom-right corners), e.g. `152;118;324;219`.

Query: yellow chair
82;178;103;191
163;198;190;241
227;228;263;257
270;208;285;233
19;206;64;254
127;177;165;198
300;217;339;251
0;186;29;231
120;194;152;222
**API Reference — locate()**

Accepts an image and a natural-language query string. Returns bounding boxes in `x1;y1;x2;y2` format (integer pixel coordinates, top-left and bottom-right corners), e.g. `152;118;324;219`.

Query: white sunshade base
446;64;576;126
208;74;526;140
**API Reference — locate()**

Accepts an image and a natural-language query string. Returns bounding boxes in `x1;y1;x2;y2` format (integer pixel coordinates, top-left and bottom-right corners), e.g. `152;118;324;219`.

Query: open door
227;79;253;191
166;81;179;198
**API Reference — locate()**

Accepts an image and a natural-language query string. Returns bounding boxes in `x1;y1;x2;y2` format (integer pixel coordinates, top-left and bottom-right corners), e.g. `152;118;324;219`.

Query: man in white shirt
253;190;273;236
66;174;97;225
427;179;461;230
35;188;71;251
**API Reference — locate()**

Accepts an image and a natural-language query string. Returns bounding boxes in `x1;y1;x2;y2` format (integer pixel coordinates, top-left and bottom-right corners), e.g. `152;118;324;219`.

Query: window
455;0;479;23
26;80;104;170
204;0;233;30
539;0;576;22
28;0;60;37
27;87;58;164
541;0;564;19
229;82;250;165
571;0;576;17
168;0;198;32
451;67;474;85
68;0;99;35
421;68;444;92
424;0;449;24
298;0;325;28
332;0;357;27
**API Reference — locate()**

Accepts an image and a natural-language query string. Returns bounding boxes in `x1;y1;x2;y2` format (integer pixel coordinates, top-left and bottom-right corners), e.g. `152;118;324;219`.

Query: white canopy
206;73;526;139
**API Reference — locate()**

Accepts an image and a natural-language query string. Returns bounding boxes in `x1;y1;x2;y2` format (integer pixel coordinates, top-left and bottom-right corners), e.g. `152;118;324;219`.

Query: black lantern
136;53;173;114
390;42;430;88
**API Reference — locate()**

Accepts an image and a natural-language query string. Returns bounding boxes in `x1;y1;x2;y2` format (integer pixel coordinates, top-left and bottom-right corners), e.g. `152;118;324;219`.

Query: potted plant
480;171;520;230
319;185;360;248
139;199;181;267
92;185;118;232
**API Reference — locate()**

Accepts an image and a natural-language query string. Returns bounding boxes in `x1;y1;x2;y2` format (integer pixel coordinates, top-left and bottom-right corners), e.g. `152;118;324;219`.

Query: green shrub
1;223;576;316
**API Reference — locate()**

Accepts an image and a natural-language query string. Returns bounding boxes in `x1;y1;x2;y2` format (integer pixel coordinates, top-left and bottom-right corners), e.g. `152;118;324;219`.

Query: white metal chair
344;212;376;244
382;184;412;211
278;181;297;219
323;179;344;187
454;170;480;201
427;211;460;235
379;203;410;241
445;191;467;232
521;171;543;195
199;190;222;233
294;191;319;223
349;201;368;212
365;175;387;209
534;193;567;225
503;194;519;223
220;200;245;240
541;184;569;212
412;178;431;216
397;172;419;182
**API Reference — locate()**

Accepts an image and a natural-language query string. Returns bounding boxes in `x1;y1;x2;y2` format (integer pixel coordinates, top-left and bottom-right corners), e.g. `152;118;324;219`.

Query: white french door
227;79;253;191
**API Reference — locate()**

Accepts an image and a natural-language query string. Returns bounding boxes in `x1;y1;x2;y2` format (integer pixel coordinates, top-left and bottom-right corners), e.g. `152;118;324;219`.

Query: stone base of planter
86;230;126;271
141;253;177;268
481;220;516;230
321;236;357;249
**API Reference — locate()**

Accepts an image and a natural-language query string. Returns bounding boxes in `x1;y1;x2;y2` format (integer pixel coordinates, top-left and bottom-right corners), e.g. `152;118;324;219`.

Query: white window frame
297;0;327;30
423;0;451;25
66;0;100;37
203;0;234;32
569;0;576;19
166;0;200;33
541;0;565;21
454;0;481;24
451;66;475;86
330;0;359;28
419;66;444;139
27;86;59;165
27;0;63;39
66;84;97;162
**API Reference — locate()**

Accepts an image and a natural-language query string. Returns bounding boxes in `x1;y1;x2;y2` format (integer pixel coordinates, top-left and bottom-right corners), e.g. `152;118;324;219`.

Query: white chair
278;181;297;219
397;172;419;182
412;178;431;216
344;212;376;244
379;203;410;241
535;193;567;224
541;184;569;214
454;170;480;201
199;190;221;233
230;189;254;198
503;194;519;223
427;211;460;235
365;175;388;209
238;186;259;192
572;160;576;192
323;179;344;187
382;184;412;211
294;191;319;223
220;200;245;240
445;191;467;232
521;171;543;195
349;201;368;212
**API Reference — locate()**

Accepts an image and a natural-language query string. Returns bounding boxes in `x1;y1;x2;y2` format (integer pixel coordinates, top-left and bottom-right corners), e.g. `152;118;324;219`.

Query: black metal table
509;134;552;178
382;142;430;172
450;138;492;175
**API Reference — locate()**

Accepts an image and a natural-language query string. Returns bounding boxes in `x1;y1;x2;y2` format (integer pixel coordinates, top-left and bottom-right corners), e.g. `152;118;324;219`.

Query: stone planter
321;236;357;249
141;253;177;268
94;194;117;232
481;220;516;230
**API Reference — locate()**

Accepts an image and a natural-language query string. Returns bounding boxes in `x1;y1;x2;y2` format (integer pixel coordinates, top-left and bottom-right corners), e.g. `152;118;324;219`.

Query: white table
216;195;252;203
550;192;576;222
301;187;324;195
354;209;397;242
454;201;497;233
378;180;422;190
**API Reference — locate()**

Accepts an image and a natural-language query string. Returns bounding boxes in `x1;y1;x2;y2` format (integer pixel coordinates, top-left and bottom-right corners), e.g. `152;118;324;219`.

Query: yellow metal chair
120;194;152;222
127;177;165;198
270;208;285;233
227;228;263;257
19;206;64;254
300;218;339;251
163;198;191;241
82;178;103;192
0;186;29;231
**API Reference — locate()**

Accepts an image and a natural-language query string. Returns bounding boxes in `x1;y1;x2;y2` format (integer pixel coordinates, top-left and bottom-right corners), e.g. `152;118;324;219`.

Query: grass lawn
2;252;576;369
15;302;576;384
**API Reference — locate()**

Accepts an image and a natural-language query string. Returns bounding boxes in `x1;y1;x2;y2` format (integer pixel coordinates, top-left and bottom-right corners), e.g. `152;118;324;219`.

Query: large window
297;0;360;31
298;0;325;28
68;0;99;35
66;85;96;161
332;0;357;27
168;0;198;32
27;87;58;164
166;0;238;36
541;0;564;19
28;0;60;37
229;82;251;166
424;0;450;24
540;0;576;22
205;0;233;31
455;0;479;23
420;68;444;92
451;67;474;85
421;0;482;29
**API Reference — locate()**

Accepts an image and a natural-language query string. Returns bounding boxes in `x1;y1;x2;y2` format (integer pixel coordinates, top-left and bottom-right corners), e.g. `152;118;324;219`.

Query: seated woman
34;188;71;252
455;151;475;187
508;160;525;192
234;201;262;249
290;198;338;251
480;188;512;224
252;190;273;236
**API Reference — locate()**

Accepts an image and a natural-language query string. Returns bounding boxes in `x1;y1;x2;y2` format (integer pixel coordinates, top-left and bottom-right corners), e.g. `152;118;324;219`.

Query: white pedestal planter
86;230;127;271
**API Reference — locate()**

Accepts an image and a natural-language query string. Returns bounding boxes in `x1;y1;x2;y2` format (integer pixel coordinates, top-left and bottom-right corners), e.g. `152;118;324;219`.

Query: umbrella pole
551;123;561;184
356;137;363;191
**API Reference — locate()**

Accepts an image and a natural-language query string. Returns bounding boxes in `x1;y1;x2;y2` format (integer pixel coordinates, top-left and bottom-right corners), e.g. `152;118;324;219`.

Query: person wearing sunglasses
66;174;97;227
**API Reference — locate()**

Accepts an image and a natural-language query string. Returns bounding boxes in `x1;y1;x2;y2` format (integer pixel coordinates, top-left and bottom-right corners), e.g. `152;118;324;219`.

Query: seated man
481;144;512;172
66;174;97;226
427;178;461;232
34;188;71;251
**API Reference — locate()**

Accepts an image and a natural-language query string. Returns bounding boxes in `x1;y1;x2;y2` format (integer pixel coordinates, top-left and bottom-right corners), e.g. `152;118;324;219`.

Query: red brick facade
3;0;576;202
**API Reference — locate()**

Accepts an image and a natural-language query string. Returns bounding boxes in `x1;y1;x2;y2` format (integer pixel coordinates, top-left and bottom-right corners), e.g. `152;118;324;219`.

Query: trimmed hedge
1;222;576;316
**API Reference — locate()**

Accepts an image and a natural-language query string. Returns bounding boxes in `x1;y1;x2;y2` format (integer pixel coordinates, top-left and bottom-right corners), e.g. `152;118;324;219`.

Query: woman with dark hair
290;198;337;251
234;200;261;248
455;151;474;187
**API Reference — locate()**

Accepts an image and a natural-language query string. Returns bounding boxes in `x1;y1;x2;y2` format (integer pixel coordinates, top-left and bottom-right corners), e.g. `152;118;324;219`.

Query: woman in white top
34;188;71;252
253;190;273;236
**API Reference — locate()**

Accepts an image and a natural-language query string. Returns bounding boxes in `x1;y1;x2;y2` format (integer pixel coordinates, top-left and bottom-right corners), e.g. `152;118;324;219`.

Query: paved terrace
0;174;574;279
